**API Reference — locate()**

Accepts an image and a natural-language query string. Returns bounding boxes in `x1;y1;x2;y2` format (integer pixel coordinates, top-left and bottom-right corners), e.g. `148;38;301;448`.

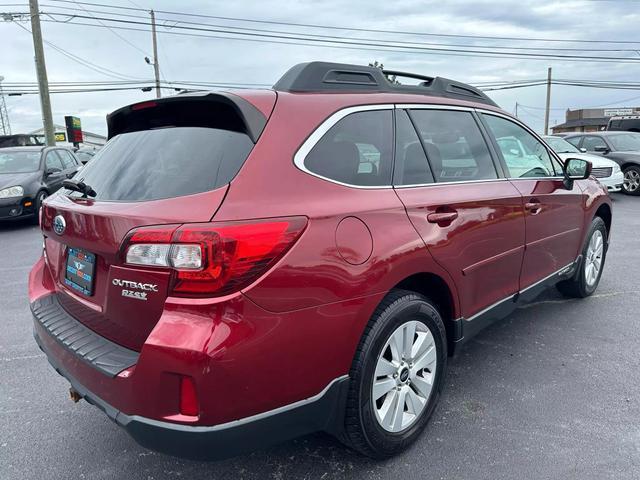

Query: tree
368;61;401;84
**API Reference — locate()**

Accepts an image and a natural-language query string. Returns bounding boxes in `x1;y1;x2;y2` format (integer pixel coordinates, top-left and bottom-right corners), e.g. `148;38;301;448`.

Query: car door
480;113;585;291
393;107;526;320
43;150;66;192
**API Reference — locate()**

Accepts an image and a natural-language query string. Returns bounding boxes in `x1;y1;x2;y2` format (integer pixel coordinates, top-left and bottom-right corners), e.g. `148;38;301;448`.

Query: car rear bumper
28;255;369;458
33;320;348;459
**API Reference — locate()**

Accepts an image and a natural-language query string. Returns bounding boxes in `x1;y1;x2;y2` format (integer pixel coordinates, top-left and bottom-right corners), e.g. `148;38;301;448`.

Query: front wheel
622;165;640;195
557;216;607;298
342;289;447;458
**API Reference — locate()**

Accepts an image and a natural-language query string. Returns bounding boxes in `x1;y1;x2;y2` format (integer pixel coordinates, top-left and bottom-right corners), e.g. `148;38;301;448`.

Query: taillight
121;217;307;297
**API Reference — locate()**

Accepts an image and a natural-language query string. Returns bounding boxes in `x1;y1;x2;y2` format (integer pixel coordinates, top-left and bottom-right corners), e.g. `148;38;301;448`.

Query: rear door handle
525;200;542;215
427;211;458;224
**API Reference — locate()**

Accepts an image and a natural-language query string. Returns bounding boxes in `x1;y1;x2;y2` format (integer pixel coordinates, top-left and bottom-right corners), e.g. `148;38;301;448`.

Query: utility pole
0;76;11;135
28;0;55;145
544;67;552;135
150;10;161;98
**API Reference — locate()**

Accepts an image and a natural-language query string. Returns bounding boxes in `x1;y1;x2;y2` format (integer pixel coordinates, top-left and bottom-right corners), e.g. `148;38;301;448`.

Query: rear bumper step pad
30;294;139;377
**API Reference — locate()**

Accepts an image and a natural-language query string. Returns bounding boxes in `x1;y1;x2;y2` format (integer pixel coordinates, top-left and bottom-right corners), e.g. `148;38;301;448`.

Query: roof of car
565;131;638;137
0;146;46;152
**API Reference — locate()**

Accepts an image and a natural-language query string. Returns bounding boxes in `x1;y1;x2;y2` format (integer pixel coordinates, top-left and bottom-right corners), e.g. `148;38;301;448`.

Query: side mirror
579;147;587;153
594;145;610;154
45;167;61;176
563;158;592;189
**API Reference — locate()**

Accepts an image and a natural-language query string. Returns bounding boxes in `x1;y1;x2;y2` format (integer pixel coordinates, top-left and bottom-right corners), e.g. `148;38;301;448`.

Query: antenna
0;76;11;135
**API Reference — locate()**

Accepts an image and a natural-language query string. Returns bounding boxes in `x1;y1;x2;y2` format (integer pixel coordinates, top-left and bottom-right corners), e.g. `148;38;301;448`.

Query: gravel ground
1;194;639;480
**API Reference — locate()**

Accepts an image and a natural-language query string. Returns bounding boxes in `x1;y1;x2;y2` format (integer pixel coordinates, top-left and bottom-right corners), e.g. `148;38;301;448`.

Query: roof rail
273;62;497;107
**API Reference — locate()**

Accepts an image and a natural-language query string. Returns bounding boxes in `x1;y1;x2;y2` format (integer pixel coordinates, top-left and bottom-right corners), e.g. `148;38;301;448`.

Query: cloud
2;0;639;136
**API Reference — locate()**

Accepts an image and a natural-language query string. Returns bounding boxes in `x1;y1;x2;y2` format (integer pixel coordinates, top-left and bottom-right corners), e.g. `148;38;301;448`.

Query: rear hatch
40;91;275;351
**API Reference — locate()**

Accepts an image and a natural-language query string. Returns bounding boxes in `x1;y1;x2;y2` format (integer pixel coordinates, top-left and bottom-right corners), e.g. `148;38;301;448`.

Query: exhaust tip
69;387;82;403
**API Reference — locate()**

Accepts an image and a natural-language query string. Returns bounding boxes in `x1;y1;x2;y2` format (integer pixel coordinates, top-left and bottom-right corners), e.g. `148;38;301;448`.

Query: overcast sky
2;0;640;137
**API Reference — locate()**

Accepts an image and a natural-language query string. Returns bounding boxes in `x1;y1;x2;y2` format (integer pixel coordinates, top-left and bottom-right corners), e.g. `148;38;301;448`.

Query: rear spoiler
106;92;268;143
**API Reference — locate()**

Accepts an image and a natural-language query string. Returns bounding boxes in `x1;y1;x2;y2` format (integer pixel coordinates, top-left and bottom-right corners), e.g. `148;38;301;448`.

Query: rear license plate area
64;248;96;296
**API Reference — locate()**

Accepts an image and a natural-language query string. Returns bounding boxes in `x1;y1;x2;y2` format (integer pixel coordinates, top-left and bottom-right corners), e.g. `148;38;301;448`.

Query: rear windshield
71;127;253;201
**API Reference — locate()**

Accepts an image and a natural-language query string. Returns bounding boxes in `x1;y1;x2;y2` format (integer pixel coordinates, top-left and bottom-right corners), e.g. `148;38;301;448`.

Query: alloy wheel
623;169;640;192
585;229;604;287
372;320;437;433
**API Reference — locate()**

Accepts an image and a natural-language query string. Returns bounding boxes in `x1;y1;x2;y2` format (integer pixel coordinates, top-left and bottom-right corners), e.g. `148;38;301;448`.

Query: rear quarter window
72;127;253;201
303;109;393;187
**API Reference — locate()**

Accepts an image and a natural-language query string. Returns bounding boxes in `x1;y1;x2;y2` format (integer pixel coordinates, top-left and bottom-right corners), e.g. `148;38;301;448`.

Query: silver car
543;136;624;193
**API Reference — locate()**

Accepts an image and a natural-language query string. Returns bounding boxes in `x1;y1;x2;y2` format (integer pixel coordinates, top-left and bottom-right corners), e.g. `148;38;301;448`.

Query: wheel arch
392;272;458;355
621;162;640;171
594;202;612;238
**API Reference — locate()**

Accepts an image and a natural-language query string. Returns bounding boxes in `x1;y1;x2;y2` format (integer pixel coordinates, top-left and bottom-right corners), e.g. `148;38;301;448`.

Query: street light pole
544;67;552;135
28;0;55;145
150;10;161;99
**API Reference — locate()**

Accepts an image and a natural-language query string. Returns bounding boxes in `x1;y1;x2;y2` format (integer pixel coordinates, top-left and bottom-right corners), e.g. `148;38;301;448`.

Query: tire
557;216;607;298
622;165;640;196
31;191;48;225
342;289;447;458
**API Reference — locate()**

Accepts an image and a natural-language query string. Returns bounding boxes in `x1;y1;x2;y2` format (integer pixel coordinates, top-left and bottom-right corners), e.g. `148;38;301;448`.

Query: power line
519;94;640;110
12;19;145;81
69;0;149;56
43;0;640;45
34;3;640;54
1;81;272;95
34;13;640;64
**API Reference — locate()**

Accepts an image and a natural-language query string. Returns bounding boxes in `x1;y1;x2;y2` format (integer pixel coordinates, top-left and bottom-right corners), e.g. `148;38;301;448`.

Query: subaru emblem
53;215;66;236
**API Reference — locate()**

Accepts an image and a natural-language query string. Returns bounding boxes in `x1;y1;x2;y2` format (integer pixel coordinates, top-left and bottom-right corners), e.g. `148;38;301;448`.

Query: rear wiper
63;179;97;198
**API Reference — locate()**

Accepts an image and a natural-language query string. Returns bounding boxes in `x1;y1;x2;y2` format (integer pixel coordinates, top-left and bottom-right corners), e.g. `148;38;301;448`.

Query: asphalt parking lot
1;194;639;480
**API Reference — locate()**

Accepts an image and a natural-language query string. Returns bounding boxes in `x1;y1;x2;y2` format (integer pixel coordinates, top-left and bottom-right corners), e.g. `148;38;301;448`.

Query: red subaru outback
29;62;611;459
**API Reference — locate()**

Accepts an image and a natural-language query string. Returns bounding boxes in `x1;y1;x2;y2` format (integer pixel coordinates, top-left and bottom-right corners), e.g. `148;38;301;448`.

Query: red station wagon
29;62;612;459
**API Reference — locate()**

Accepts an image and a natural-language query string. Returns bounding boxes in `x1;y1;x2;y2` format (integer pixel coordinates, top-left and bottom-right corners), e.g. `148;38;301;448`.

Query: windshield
0;151;41;174
544;137;580;154
72;126;253;201
608;133;640;151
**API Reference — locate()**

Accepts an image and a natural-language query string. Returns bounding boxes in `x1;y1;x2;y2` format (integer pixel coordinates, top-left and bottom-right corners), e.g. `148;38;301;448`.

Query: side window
394;109;434;186
409;109;497;182
45;151;64;171
565;137;582;148
304;110;393;186
58;150;77;169
482;114;558;178
582;136;607;152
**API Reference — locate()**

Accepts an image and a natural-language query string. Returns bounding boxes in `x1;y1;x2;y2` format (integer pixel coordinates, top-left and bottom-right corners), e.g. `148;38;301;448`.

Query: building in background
552;107;640;134
28;124;106;147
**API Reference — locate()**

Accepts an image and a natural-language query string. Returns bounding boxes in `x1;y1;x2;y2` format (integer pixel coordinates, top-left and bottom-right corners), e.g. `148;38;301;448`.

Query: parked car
496;135;551;177
543;135;623;192
73;147;98;165
0;134;45;148
28;62;612;460
607;115;640;132
0;146;81;223
565;131;640;195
